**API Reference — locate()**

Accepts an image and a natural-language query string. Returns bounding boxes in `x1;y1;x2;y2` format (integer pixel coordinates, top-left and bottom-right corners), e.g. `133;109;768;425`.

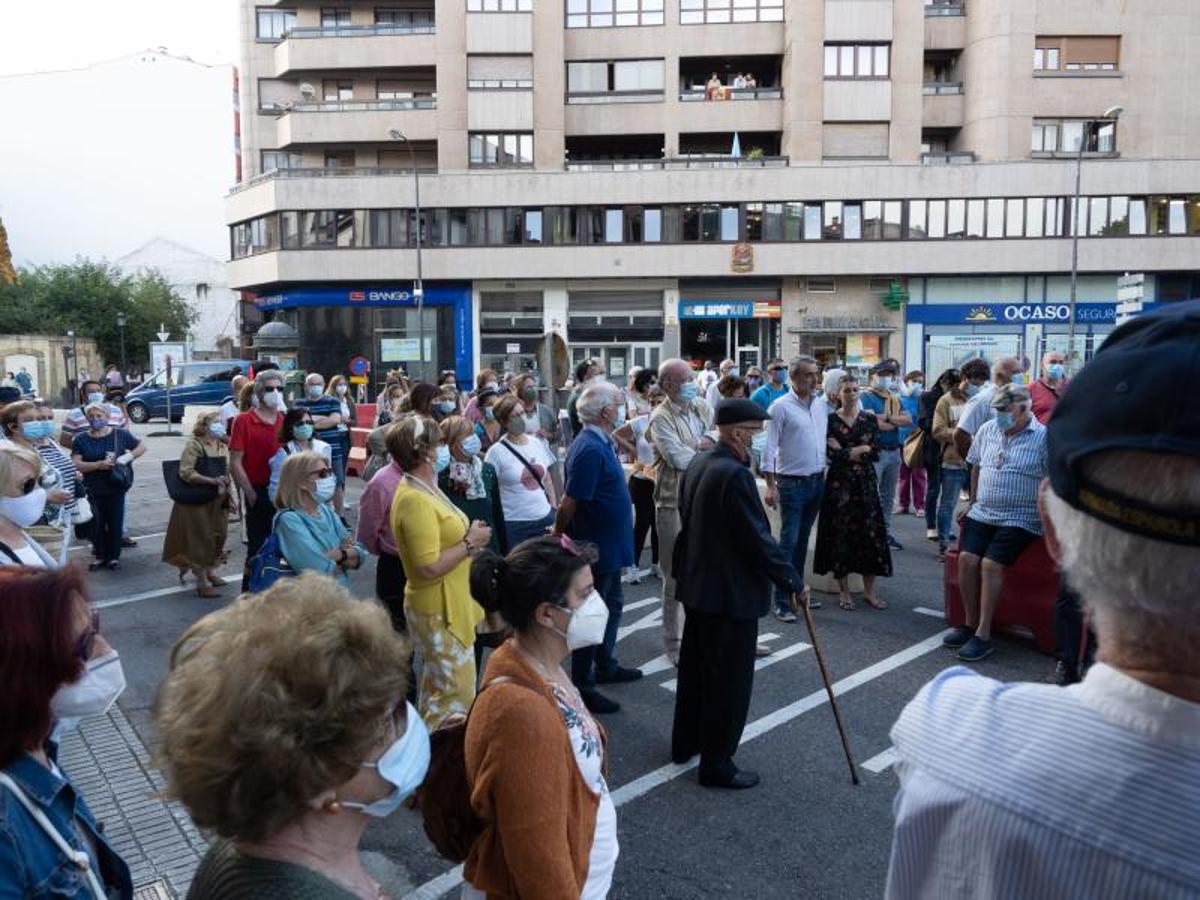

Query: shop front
567;290;665;381
678;289;782;371
252;283;473;393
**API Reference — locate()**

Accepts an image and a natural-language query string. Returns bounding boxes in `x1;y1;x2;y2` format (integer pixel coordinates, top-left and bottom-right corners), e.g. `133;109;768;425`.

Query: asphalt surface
88;424;1054;900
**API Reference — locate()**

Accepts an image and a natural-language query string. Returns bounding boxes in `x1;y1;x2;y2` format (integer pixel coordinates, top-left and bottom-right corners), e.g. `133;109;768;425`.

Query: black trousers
375;551;408;634
1054;581;1094;679
671;609;757;780
241;484;275;591
629;475;659;566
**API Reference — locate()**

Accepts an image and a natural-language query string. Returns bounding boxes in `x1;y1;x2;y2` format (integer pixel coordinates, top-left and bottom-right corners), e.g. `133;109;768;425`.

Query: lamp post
1067;104;1123;369
116;312;128;380
388;129;425;380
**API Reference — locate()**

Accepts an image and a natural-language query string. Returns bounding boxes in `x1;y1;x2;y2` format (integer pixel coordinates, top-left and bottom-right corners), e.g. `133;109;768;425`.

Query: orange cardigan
463;641;606;899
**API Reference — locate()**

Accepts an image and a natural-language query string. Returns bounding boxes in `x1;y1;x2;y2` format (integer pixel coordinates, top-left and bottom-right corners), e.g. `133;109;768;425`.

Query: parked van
125;360;255;423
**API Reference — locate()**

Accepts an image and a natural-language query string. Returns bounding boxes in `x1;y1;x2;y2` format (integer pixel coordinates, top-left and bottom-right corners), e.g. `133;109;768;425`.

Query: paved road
86;425;1054;899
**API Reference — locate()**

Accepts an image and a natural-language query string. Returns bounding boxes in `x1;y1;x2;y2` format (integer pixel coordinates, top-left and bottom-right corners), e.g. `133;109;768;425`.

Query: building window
256;7;297;40
377;80;413;100
567;0;665;29
468;55;534;89
469;132;534;168
323;80;354;101
1034;36;1119;72
376;8;435;27
679;0;782;24
824;43;890;78
262;150;303;172
468;0;532;9
324;150;355;168
806;278;836;293
320;7;352;27
1032;118;1117;154
566;59;664;101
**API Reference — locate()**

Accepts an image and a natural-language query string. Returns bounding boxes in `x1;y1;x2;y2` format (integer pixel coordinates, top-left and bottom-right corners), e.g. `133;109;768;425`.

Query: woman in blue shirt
70;403;144;571
0;565;133;899
272;450;365;587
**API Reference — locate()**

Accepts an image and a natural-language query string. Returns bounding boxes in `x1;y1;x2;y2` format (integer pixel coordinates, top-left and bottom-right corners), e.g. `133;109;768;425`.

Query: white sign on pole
1116;273;1144;289
150;342;188;381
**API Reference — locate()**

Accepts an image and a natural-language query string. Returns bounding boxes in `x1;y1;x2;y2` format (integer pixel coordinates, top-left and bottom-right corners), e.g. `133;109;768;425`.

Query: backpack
247;512;297;592
417;675;541;863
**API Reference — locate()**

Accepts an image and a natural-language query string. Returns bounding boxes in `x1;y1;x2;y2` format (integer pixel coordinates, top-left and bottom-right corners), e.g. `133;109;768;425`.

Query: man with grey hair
947;383;1047;662
554;380;641;713
705;357;738;408
230;369;285;589
886;300;1200;899
952;355;1022;461
648;358;712;665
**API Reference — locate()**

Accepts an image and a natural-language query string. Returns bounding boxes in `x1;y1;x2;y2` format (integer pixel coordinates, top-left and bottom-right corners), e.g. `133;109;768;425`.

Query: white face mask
0;486;47;527
551;589;609;651
51;651;126;719
340;702;431;818
263;389;284;409
314;475;337;503
307;384;324;400
336;384;348;395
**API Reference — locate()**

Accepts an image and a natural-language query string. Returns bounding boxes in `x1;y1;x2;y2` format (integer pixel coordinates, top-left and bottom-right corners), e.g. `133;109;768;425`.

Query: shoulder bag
107;432;134;491
499;439;553;504
162;447;226;505
902;427;927;471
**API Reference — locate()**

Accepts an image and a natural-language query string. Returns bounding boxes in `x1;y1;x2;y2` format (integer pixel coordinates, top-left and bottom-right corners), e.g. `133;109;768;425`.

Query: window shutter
467;55;534;80
822;123;890;159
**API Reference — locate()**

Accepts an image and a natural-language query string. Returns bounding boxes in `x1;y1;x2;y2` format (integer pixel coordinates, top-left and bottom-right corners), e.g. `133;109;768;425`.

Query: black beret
714;398;771;425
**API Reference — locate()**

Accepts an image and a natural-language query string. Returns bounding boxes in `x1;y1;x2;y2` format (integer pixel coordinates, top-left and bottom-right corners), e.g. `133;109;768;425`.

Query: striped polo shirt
965;414;1046;534
887;664;1200;899
296;395;346;459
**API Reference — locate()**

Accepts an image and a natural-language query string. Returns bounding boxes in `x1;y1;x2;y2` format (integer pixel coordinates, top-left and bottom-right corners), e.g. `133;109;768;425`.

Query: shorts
960;518;1039;566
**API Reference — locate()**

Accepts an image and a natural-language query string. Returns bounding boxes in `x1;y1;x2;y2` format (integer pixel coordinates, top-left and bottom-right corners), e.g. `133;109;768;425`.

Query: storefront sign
380;338;433;362
845;335;882;366
505;343;521;354
793;315;894;333
680;298;781;319
905;302;1159;326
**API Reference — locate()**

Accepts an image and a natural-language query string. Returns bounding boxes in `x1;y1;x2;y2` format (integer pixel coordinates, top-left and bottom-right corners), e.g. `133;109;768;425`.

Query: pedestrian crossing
659;639;813;692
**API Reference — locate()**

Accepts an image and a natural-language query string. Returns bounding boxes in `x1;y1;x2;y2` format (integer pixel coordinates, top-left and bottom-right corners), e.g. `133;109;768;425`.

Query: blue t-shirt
71;428;141;494
750;383;788;410
296;395;346;457
563;425;633;573
898;392;921;443
859;390;902;450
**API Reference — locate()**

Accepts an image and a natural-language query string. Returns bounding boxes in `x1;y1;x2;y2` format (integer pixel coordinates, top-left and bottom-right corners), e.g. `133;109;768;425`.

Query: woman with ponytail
461;535;619;900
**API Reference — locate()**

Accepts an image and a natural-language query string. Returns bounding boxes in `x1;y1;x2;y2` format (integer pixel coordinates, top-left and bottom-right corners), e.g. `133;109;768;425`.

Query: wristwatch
338;548;348;565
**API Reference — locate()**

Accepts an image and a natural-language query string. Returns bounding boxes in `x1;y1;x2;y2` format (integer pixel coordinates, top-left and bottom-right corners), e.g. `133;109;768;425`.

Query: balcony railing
228;165;437;195
564;159;667;171
679;87;784;101
564;155;789;171
283;21;434;38
920;151;976;165
269;97;437;114
565;90;664;105
924;2;964;15
922;81;963;95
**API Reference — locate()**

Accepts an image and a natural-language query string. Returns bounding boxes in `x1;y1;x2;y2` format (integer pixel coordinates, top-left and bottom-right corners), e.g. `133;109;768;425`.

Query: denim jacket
0;742;133;899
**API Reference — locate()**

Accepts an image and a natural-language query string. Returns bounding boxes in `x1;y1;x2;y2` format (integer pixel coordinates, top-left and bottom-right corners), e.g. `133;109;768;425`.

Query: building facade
227;0;1200;389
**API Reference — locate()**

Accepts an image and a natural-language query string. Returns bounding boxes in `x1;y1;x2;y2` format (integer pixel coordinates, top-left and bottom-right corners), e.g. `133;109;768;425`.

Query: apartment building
227;0;1200;387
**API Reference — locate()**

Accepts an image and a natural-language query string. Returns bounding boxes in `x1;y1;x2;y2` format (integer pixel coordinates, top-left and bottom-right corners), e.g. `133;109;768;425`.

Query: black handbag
163;454;225;505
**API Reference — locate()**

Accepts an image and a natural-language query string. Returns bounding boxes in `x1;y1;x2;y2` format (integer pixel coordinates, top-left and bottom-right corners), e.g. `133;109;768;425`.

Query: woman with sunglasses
2;401;79;560
273;451;365;588
0;564;133;898
267;408;333;504
70;402;144;572
0;446;58;567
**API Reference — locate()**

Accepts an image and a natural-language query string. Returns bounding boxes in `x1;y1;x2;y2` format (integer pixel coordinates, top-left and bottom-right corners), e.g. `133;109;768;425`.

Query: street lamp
1067;104;1124;368
116;312;128;379
388;128;425;380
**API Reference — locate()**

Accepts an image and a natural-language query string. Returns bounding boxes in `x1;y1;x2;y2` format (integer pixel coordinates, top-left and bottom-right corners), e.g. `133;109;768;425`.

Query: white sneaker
652;563;663;579
620;567;645;585
926;528;938;541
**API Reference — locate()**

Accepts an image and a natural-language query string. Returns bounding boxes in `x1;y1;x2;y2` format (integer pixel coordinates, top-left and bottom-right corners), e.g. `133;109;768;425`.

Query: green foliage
0;259;197;368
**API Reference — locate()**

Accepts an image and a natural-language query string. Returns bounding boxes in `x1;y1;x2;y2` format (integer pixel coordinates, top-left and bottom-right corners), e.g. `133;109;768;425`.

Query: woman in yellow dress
388;415;493;727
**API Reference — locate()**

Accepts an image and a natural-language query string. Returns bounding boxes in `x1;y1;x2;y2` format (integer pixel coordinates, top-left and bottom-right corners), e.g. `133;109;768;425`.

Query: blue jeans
937;467;968;545
875;448;902;536
571;567;625;690
503;511;555;552
775;474;825;612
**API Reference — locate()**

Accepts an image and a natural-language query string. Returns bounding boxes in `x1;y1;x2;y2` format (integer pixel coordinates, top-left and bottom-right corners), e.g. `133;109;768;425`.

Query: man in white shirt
704;358;737;409
886;301;1200;900
952;356;1021;461
762;356;828;621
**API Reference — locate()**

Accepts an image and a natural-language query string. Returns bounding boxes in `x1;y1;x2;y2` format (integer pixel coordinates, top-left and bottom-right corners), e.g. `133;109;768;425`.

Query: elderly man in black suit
670;398;803;789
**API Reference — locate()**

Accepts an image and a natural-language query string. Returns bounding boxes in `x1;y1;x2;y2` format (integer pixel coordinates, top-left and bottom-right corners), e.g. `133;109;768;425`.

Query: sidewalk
59;704;208;899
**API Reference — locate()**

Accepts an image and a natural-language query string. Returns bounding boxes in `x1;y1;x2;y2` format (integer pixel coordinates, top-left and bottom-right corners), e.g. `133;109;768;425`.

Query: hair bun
468;550;506;614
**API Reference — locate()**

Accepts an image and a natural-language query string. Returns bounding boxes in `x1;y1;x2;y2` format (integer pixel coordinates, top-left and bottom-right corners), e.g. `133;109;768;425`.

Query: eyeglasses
18;477;37;496
75;610;100;662
262;386;282;393
310;467;332;479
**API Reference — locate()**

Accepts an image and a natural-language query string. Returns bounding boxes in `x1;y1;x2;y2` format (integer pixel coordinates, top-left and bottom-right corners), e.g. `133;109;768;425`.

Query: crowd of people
2;300;1198;899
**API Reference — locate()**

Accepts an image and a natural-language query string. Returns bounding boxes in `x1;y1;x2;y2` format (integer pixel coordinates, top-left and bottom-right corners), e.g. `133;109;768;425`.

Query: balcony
273;24;436;76
925;6;965;50
676;91;784;132
924;1;964;15
922;84;964;129
920;151;975;165
275;100;438;147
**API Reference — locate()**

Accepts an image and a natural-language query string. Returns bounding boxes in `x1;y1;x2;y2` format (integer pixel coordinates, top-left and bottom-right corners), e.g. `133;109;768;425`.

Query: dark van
124;360;255;423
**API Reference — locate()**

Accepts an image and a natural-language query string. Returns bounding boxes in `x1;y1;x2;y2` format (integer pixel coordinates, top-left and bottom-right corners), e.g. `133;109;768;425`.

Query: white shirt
762;391;830;477
956;383;997;437
629;415;655;467
887;664;1200;899
485;437;555;522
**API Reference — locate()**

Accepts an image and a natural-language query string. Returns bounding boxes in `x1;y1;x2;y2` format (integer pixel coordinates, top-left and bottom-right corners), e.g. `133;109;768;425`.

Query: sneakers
1054;660;1080;686
957;636;995;662
755;643;772;657
926;529;939;541
580;689;620;714
887;535;904;551
651;563;663;579
942;625;973;648
621;566;651;585
893;504;907;515
773;607;798;624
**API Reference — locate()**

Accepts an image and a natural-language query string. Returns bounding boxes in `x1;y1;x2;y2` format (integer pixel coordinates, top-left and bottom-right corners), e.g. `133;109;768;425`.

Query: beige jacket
647;396;712;508
933;390;969;467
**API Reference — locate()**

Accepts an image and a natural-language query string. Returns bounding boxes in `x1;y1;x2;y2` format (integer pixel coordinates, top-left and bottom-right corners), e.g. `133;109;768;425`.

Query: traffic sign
156;322;171;342
349;355;370;377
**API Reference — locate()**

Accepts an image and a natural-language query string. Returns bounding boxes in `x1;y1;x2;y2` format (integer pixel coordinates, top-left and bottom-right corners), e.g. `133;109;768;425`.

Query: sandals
195;586;222;599
838;593;857;611
862;594;889;610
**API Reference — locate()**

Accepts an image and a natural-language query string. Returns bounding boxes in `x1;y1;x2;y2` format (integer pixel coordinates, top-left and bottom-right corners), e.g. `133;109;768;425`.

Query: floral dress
812;411;894;579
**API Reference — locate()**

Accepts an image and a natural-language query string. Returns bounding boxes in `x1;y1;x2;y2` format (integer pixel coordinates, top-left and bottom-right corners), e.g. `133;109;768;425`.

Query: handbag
107;433;133;490
162;453;226;506
902;428;927;471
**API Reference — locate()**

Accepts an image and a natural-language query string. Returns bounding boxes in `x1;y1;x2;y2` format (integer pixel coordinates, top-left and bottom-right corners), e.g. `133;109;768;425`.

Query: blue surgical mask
612;404;626;428
771;369;786;384
88;417;108;431
964;383;982;398
877;376;895;392
995;411;1016;432
460;434;482;456
434;400;455;414
679;382;698;403
307;384;324;399
208;422;227;439
434;445;451;473
21;421;50;441
87;392;105;406
751;430;768;453
1010;373;1027;386
341;702;431;818
293;424;314;441
1046;363;1065;380
484;408;495;422
314;474;337;503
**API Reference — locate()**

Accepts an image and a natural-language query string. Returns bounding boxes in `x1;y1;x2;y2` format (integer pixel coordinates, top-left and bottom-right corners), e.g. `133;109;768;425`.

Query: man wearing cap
671;398;803;790
944;383;1047;662
886;300;1200;899
860;359;912;550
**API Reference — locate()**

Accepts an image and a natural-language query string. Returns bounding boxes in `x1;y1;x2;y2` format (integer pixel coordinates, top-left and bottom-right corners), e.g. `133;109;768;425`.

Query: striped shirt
61;403;127;438
34;439;80;522
965;415;1046;534
887;664;1200;900
295;396;345;459
762;392;830;476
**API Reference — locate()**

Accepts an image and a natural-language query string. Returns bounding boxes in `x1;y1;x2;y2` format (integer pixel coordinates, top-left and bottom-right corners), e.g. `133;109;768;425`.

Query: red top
229;409;281;486
1029;378;1067;425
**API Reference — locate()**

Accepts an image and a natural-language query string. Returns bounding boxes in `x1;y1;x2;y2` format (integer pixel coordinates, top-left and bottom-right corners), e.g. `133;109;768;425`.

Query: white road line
913;607;944;620
637;633;781;679
404;630;944;900
861;746;900;774
616;608;662;641
622;596;661;614
659;640;811;692
94;569;241;609
69;530;169;552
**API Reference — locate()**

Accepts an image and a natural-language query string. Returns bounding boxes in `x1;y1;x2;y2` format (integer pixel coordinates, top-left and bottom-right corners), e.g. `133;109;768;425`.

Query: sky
0;1;240;267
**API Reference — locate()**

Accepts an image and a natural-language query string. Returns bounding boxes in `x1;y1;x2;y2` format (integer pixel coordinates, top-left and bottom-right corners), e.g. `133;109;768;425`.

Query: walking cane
792;590;860;785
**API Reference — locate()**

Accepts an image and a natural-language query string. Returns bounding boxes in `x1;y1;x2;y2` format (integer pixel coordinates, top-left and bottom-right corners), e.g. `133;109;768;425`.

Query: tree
0;258;196;368
0;219;15;286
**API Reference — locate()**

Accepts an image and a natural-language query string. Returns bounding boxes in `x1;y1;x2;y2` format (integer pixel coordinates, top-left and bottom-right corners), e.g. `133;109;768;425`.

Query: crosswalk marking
659;640;812;692
913;607;944;619
617;608;662;641
622;596;661;614
861;746;899;774
637;633;781;678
